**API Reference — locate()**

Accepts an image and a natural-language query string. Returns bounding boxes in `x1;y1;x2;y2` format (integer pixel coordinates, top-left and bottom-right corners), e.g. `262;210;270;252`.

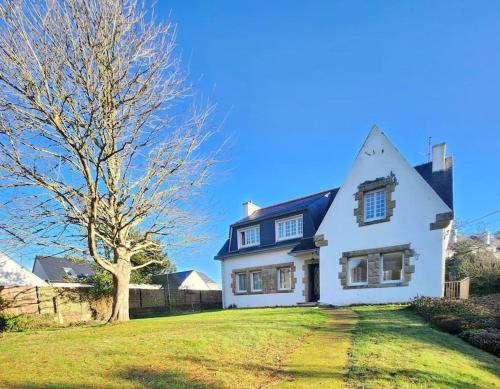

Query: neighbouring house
215;126;454;307
0;252;48;287
153;270;221;291
32;255;95;287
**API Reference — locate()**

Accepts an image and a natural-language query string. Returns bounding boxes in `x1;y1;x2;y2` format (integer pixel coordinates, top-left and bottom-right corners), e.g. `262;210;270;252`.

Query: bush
410;297;495;333
460;329;500;357
0;313;60;332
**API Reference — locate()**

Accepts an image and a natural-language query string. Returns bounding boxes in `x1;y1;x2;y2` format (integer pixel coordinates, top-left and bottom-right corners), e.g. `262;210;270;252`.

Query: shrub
0;313;60;332
460;329;500;357
410;297;495;333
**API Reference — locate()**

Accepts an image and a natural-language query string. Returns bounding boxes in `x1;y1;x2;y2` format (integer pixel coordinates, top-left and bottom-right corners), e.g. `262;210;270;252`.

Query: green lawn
0;306;498;388
346;305;500;388
0;308;327;388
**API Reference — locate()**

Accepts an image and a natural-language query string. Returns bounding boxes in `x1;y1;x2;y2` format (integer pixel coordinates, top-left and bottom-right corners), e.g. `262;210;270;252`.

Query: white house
215;127;454;308
153;270;221;291
0;252;48;287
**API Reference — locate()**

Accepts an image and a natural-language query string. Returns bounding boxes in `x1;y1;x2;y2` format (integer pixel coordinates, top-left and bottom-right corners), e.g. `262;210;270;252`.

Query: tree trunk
109;260;131;322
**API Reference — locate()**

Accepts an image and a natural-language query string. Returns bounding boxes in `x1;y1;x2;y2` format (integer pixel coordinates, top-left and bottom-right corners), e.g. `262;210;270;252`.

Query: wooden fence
444;277;470;300
0;285;222;323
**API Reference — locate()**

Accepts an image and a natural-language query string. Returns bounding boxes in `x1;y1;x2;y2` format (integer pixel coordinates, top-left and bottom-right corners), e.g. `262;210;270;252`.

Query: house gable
316;126;453;305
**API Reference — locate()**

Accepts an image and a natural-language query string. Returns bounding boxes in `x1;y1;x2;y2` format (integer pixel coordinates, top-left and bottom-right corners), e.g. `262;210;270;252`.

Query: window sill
343;282;408;290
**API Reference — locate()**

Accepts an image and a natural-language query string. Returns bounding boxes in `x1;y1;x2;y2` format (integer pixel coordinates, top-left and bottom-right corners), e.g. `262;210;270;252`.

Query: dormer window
237;225;260;249
364;189;386;222
276;215;303;242
63;267;77;278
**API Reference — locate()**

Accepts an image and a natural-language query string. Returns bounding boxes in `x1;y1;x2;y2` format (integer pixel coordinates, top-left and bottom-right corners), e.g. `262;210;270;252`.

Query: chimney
242;201;260;217
432;143;446;172
485;232;491;246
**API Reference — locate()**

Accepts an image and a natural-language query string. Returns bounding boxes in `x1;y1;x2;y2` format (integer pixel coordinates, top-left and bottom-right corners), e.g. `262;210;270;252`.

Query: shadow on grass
347;306;500;387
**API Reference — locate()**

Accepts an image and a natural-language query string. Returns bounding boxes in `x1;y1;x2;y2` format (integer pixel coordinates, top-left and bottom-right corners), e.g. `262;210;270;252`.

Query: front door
308;263;320;302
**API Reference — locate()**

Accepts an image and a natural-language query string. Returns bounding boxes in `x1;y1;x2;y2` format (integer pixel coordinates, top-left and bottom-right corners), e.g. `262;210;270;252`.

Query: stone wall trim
231;262;296;295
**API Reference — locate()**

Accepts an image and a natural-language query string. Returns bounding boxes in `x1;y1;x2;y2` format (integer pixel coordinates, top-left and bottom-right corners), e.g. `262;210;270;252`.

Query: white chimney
242;201;260;217
432;143;446;172
485;232;491;245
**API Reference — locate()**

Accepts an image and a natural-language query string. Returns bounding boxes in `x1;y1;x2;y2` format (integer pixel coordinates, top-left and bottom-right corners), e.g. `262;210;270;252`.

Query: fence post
200;290;203;311
139;288;142;308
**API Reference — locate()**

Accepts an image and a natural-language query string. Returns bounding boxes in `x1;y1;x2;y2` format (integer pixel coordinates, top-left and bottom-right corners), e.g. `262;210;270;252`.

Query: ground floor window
382;252;403;283
251;271;262;292
348;257;368;286
278;267;292;290
236;273;247;292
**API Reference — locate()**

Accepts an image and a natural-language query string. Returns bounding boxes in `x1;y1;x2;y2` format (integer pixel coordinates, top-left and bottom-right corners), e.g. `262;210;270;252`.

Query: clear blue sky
160;0;500;284
16;1;500;285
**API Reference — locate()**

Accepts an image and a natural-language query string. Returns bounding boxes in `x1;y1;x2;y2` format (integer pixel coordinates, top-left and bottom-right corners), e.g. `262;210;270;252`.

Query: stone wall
338;244;415;289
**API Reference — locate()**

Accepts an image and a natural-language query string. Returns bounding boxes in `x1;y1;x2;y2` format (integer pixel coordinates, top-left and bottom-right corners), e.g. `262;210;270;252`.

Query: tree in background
0;0;219;321
447;237;500;295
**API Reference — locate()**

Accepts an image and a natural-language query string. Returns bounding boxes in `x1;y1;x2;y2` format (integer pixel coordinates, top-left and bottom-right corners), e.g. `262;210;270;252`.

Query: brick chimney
432;143;446;172
242;201;260;217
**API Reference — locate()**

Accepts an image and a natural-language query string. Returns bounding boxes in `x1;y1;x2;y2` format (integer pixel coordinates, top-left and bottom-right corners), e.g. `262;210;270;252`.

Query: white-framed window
348;257;368;286
251;271;263;292
381;252;403;283
237;225;260;249
276;215;303;241
278;267;292;290
236;273;247;292
364;189;386;222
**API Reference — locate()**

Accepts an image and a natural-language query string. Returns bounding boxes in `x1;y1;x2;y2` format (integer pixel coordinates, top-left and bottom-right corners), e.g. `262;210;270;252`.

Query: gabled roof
33;256;95;283
232;188;339;227
152;270;219;290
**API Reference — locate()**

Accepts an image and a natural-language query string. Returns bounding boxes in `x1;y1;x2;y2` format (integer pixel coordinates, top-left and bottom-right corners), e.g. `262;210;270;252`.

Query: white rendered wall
221;249;305;308
316;127;452;306
0;252;48;287
180;272;221;291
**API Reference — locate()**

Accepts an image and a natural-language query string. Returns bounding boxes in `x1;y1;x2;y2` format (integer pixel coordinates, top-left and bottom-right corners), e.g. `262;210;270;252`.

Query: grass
346;305;500;388
0;308;327;388
278;308;356;388
0;306;499;388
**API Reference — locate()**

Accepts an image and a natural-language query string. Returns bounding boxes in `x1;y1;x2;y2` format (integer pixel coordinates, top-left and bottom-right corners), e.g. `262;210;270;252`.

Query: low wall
0;285;222;323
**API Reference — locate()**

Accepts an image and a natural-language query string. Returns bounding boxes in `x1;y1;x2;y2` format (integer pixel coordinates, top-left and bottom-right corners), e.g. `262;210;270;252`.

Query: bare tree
0;0;218;321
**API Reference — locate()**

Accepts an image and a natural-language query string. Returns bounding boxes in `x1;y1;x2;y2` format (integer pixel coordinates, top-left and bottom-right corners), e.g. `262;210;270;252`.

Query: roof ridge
253;187;339;214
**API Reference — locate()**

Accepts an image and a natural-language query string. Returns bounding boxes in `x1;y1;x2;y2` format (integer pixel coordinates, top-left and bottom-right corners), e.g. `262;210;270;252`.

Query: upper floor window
276;215;303;241
364;189;386;222
237;225;260;249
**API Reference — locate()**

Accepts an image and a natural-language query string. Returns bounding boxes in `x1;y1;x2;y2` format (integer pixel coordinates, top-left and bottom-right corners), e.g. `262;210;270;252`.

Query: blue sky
160;0;500;284
14;1;500;284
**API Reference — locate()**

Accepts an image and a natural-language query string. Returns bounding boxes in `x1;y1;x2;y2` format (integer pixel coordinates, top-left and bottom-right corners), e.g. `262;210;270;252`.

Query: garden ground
0;306;499;388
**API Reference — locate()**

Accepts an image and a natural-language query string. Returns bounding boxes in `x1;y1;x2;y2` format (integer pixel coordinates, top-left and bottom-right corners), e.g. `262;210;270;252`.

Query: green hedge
0;313;61;332
460;329;500;357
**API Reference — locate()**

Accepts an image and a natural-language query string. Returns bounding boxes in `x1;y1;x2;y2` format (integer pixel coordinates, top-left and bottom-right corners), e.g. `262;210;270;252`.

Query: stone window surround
354;173;398;227
338;244;415;289
231;262;296;295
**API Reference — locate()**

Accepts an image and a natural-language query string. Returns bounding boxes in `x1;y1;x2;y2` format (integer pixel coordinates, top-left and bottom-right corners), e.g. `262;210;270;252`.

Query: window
63;267;76;278
364;189;386;222
278;267;292;290
236;273;247;292
276;215;303;241
238;225;260;248
381;252;403;283
251;271;262;292
348;257;367;285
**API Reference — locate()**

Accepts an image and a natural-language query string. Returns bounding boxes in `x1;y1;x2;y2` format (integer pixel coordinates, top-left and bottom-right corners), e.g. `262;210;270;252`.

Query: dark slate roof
233;188;338;227
289;237;317;255
152;270;218;290
414;158;454;209
33;256;95;283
